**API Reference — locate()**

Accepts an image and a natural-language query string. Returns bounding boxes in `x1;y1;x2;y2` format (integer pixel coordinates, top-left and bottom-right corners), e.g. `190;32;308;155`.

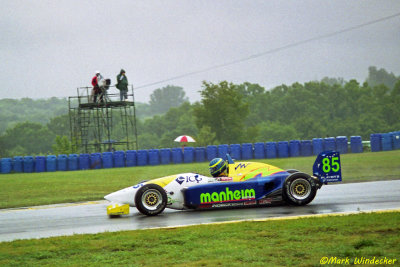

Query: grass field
0;150;399;209
0;211;399;266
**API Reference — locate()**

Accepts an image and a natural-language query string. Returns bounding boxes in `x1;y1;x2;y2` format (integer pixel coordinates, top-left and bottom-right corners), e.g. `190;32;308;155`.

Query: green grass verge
0;211;399;266
0;150;399;209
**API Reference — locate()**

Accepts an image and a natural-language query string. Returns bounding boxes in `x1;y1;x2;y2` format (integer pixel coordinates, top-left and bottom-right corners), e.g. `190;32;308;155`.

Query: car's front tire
283;172;317;206
135;184;167;216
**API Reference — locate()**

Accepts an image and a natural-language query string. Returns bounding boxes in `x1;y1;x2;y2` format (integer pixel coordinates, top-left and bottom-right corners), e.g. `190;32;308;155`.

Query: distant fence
1;131;399;174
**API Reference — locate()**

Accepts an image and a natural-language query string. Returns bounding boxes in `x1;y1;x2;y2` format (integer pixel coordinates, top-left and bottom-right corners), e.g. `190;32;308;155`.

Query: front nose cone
104;186;136;206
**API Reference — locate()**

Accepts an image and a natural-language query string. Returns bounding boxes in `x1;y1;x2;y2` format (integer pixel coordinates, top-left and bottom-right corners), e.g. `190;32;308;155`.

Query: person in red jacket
91;71;103;103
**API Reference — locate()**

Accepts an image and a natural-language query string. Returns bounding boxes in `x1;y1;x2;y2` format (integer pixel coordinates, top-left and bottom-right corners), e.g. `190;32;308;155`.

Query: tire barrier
2;131;399;174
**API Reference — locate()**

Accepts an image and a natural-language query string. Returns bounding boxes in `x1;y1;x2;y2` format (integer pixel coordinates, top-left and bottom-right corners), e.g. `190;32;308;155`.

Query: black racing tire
283;172;317;206
285;169;300;174
134;184;167;216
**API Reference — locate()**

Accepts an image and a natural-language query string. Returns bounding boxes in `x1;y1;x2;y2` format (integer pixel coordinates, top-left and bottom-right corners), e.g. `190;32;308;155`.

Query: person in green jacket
116;69;128;101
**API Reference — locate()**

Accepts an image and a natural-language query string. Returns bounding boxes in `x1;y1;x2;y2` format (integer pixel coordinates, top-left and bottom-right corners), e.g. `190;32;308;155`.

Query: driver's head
209;158;228;177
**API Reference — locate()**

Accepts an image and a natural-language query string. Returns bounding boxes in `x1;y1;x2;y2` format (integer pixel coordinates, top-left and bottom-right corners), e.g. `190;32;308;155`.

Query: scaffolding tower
68;85;138;153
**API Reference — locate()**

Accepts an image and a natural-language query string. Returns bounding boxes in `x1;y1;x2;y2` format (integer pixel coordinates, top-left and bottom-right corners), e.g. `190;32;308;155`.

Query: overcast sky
1;0;399;103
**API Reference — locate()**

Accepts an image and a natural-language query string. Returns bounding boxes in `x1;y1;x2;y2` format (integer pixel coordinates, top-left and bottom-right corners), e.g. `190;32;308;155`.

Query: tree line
0;67;399;157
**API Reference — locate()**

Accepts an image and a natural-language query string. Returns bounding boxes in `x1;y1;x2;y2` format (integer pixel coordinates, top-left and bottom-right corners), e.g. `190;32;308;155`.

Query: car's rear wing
313;151;342;184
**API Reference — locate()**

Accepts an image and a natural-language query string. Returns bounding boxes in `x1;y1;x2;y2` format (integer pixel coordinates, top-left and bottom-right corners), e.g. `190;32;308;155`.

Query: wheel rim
141;189;163;211
289;178;311;200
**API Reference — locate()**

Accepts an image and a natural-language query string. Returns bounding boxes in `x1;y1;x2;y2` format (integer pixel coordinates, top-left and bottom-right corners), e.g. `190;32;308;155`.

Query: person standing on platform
91;71;103;103
116;69;128;101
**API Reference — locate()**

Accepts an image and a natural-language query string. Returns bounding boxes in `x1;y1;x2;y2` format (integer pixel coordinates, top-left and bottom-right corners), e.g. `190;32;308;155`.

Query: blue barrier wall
230;144;241;160
137;150;148;166
312;138;324;155
102;152;113;168
350;136;363;153
254;142;265;159
160;149;171;164
392;131;400;150
289;140;300;157
113;151;125;168
172;148;183;164
278;141;289;158
195;147;206;162
266;142;277;158
242;143;253;160
13;156;23;173
183;147;194;163
370;134;382;152
336;136;348;154
126;150;137;167
90;153;102;169
2;130;399;174
78;154;90;170
206;145;217;161
300;140;312;157
35;156;46;172
381;133;393;151
324;137;336;151
1;158;12;174
23;156;34;173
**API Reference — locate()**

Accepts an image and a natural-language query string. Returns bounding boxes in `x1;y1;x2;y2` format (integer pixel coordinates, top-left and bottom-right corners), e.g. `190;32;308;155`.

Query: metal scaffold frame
68;85;138;153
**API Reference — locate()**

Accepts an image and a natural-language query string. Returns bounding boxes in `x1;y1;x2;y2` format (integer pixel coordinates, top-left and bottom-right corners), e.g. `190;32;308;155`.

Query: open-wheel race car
105;151;342;216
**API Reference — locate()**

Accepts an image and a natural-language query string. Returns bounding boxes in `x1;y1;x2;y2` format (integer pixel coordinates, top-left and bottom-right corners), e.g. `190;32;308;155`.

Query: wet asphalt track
1;180;400;242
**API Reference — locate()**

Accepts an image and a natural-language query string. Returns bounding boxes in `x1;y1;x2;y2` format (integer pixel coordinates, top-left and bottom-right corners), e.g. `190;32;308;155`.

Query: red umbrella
174;135;196;152
174;135;196;142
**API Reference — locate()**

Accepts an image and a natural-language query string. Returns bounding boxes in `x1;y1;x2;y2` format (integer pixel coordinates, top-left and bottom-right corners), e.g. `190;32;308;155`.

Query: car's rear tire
283;172;317;206
135;184;167;216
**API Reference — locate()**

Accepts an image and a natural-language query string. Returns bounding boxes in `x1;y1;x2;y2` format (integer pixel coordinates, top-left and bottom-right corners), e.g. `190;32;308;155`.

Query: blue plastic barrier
312;138;324;155
113;151;125;168
13;156;23;173
160;149;171;164
195;147;206;162
46;155;57;172
148;149;160;166
126;150;137;167
300;140;312;156
102;152;113;168
78;153;90;170
242;143;253;160
392;131;400;150
172;148;183;164
230;144;241;160
254;142;265;159
289;140;300;157
1;158;12;174
57;154;67;171
137;150;148;166
277;141;289;158
68;154;78;171
350;136;363;153
35;156;46;173
90;153;102;169
183;147;194;163
324;137;336;151
23;156;35;173
206;145;217;161
370;133;382;152
381;133;393;151
218;144;229;159
336;136;348;154
265;142;277;159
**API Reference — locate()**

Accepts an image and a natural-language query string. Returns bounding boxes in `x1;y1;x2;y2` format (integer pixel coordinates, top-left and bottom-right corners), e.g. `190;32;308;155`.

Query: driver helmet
209;158;228;177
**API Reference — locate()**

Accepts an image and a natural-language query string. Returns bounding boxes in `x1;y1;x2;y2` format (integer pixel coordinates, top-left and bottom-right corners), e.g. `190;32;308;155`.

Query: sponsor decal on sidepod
200;187;256;204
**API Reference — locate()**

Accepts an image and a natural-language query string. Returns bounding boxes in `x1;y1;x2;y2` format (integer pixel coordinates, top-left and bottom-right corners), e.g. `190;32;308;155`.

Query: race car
105;151;341;216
